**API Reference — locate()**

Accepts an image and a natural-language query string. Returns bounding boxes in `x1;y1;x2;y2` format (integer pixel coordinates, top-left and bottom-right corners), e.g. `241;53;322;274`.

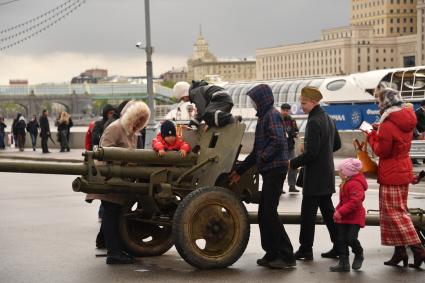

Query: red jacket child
334;158;368;227
152;120;190;157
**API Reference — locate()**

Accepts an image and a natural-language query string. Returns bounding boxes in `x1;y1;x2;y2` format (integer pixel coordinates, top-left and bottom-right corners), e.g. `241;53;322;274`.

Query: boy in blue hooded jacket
229;84;295;269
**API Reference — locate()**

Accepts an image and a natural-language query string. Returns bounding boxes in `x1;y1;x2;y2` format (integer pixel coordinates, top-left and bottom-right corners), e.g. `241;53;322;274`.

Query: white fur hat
173;81;190;101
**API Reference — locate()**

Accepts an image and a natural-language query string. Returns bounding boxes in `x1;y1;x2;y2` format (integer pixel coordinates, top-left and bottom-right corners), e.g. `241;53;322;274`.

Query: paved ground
0;148;424;283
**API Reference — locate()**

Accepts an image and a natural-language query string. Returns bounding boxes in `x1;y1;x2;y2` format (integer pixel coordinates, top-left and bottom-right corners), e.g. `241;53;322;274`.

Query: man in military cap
289;86;341;261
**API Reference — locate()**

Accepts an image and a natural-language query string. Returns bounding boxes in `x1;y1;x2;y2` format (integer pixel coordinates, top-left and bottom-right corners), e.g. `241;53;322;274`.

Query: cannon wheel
119;200;174;257
172;186;250;269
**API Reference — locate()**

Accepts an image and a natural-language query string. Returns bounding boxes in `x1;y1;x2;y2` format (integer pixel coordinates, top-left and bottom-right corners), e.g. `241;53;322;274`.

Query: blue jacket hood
247;84;274;117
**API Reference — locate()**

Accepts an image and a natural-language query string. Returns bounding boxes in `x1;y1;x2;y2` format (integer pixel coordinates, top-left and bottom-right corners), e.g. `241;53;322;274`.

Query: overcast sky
0;0;350;84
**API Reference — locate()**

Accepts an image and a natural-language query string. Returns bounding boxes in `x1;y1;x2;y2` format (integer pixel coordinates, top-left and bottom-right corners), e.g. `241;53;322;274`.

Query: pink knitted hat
338;158;362;177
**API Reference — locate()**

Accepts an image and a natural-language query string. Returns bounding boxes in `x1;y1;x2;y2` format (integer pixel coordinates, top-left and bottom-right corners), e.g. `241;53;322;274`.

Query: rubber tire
172;186;250;269
119;200;174;257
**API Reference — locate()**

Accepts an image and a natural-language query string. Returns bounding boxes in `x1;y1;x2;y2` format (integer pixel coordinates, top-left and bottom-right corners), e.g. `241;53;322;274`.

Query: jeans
299;194;336;252
334;224;363;256
30;133;37;149
259;167;294;261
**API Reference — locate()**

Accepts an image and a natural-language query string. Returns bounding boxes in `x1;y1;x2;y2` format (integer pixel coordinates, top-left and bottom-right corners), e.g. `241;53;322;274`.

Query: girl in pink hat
330;158;368;272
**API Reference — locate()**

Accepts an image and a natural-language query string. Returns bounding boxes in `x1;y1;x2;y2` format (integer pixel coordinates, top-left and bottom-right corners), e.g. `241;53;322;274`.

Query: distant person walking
12;113;22;148
26;115;40;151
39;109;51;154
0;117;6;150
367;88;425;269
289;86;341;261
56;111;73;152
16;115;26;152
280;103;299;193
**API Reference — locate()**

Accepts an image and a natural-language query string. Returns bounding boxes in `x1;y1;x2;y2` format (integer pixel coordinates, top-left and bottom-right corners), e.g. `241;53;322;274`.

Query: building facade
257;0;424;80
160;67;187;82
187;33;256;82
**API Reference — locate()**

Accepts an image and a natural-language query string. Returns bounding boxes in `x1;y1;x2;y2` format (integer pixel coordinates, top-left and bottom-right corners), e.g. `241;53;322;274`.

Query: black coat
189;85;233;124
290;105;341;196
16;119;26;135
415;107;425;132
0;122;6;133
26;120;40;135
39;115;50;137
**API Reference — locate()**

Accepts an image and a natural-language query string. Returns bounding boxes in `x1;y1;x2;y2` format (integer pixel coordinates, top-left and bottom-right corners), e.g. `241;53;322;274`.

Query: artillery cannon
0;123;423;269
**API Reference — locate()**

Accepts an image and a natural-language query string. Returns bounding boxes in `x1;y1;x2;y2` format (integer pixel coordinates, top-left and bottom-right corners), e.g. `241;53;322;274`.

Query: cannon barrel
248;211;424;230
90;148;198;166
0;160;187;179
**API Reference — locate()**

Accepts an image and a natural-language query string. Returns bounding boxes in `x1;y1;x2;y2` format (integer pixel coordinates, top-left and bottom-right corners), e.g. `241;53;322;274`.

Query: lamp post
137;0;156;148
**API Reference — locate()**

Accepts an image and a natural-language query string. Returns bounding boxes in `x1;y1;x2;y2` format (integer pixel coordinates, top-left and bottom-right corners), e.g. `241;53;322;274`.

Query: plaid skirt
379;185;421;246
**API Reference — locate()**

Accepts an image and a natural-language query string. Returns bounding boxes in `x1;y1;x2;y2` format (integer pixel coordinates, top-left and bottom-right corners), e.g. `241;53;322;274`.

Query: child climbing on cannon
152;120;191;157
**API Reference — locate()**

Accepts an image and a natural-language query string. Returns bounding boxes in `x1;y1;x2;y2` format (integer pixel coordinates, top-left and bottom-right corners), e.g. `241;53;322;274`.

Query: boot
409;244;425;268
321;248;339;259
289;185;299;193
96;231;106;249
352;253;364;270
384;246;408;267
294;249;313;260
106;251;136;265
329;255;350;272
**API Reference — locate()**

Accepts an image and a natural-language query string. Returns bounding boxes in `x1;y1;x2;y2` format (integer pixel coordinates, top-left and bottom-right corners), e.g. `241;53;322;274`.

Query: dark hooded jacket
236;84;288;175
92;104;115;147
189;83;233;124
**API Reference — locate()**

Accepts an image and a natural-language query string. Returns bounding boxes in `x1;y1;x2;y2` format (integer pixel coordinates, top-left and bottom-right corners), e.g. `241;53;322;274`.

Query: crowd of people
1;79;423;271
0;109;73;153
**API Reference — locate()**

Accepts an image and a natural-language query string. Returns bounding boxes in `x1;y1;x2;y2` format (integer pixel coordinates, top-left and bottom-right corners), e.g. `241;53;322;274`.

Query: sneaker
321;248;339;259
294;249;313;260
289;186;299;193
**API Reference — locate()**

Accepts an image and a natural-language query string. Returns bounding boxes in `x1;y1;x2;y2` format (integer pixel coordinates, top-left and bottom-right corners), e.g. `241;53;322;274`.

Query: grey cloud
0;0;349;58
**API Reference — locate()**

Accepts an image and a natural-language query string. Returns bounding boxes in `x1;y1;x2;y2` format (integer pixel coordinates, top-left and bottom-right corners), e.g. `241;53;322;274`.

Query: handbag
296;167;304;188
353;139;378;178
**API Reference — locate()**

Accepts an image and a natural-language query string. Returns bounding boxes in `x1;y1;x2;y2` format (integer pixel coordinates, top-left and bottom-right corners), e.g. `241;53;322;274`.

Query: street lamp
136;0;156;148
